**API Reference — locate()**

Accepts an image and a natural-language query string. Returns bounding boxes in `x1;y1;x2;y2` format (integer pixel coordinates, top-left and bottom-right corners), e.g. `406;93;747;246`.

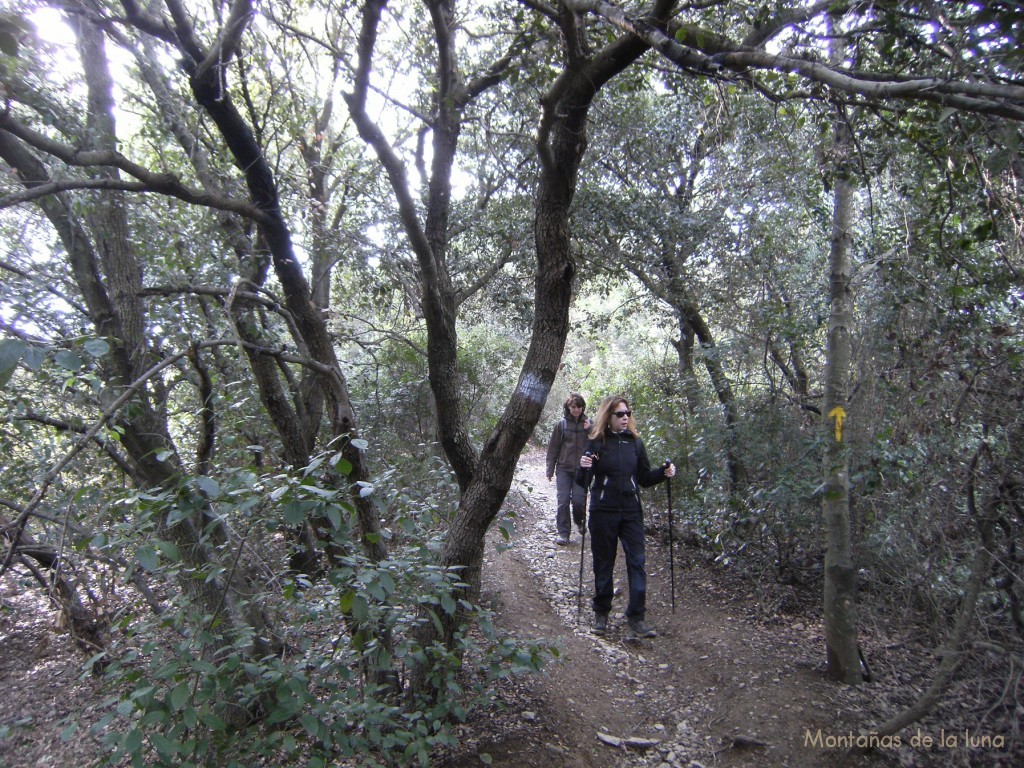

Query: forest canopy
0;1;1022;765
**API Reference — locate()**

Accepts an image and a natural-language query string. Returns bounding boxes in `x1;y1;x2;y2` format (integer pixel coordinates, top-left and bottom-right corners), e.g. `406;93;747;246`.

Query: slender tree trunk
821;81;862;683
677;302;748;492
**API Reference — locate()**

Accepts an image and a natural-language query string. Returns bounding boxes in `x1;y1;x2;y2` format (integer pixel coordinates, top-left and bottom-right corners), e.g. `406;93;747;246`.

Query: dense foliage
0;0;1021;764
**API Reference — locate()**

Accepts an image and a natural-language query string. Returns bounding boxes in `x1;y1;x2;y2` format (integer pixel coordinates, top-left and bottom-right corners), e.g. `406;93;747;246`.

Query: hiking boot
555;535;569;546
593;612;609;635
627;617;657;639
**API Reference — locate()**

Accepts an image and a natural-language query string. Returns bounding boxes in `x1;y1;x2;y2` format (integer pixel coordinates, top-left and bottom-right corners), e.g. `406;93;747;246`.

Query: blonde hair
589;395;638;440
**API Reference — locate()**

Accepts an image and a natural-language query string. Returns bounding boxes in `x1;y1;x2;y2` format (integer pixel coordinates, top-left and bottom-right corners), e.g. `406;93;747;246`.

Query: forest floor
0;445;1017;767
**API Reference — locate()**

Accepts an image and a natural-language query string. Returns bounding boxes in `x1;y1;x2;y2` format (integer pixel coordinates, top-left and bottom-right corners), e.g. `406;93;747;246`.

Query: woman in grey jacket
578;395;675;639
545;393;591;545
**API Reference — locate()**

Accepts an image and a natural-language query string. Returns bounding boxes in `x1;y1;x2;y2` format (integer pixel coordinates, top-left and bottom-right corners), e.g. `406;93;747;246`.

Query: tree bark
671;318;702;415
821;51;862;682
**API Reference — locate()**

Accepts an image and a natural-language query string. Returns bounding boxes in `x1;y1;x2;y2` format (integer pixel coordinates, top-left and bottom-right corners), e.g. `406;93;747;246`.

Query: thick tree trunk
406;1;674;697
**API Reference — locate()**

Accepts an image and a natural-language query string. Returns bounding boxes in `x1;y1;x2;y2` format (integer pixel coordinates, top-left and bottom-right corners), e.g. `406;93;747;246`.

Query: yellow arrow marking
828;406;846;442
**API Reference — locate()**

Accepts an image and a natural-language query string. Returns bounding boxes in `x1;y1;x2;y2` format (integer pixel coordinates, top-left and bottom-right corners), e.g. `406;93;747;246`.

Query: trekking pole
577;449;594;625
577;517;586;625
664;460;675;613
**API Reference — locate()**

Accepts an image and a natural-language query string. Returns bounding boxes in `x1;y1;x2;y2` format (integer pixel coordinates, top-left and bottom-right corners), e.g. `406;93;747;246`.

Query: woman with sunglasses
578;395;676;639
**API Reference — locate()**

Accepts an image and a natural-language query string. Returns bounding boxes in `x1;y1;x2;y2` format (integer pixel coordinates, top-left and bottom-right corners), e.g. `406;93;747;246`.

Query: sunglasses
613;410;632;418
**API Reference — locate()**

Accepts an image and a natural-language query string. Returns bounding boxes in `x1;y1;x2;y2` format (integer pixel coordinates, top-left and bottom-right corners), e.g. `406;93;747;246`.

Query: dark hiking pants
589;508;646;619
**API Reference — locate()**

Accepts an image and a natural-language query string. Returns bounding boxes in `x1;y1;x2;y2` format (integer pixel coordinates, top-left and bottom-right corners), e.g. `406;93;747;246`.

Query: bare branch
0;117;271;222
741;1;839;48
0;258;89;316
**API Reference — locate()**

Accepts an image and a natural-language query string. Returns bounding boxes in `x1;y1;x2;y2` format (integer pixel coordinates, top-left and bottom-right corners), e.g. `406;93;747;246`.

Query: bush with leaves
88;463;555;768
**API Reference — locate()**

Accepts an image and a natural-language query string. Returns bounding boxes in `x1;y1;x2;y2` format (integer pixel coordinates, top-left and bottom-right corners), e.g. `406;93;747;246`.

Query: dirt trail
440;445;886;768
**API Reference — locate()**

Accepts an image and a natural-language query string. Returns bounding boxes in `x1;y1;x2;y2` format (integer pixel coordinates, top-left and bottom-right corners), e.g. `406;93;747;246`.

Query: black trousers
589;507;647;619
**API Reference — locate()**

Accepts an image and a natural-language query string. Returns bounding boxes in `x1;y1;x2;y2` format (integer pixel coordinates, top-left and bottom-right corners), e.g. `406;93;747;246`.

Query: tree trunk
671;318;702;415
821;83;863;683
405;0;675;697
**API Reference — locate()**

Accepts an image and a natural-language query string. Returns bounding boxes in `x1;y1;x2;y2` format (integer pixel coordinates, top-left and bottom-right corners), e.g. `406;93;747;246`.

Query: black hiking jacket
577;429;666;514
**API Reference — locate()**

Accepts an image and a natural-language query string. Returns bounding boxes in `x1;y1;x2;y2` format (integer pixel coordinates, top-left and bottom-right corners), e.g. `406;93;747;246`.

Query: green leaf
282;501;307;525
325;505;342;529
303;455;325;477
338;590;355;613
55;349;83;372
351;594;369;621
123;727;143;754
301;484;337;499
150;732;178;759
265;701;298;725
136;545;159;572
300;713;320;737
440;592;457;615
198;712;227;731
195;476;220;497
0;338;25;389
155;540;181;562
165;505;192;526
22;344;46;371
83;338;110;358
169;681;190;712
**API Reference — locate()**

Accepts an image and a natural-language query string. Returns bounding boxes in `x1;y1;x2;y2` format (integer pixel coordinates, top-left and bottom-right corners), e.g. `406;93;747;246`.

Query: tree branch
0;117;271;222
14;411;138;481
193;0;255;83
571;0;1024;122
